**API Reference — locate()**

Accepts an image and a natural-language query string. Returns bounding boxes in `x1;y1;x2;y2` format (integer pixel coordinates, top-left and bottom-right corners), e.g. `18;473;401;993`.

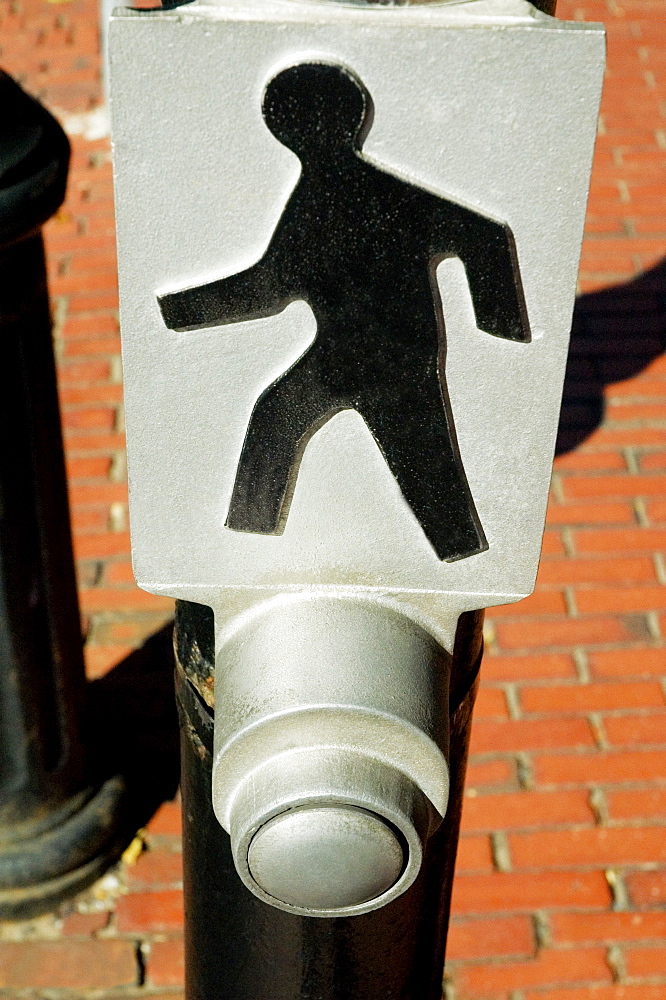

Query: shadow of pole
557;257;666;455
86;625;180;837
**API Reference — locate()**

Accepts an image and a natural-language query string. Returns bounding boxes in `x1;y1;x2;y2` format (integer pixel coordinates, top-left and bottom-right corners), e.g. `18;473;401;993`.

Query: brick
609;381;666;399
62;313;118;337
524;988;666;1000
494;616;638;650
474;687;509;719
454;947;611;994
553;452;627;472
60;384;123;405
577;587;666;614
0;941;137;989
53;272;118;296
71;507;108;533
481;653;577;681
64;432;126;452
66;456;112;480
61;911;110;935
147;939;185;988
578;272;636;289
564;475;666;500
446;915;534;960
465;758;515;789
625;944;666;977
584;217;627;235
455;835;494;873
63;335;121;356
520;681;665;714
79;589;174;612
84;644;134;678
545;502;635;525
626;870;666;908
58;359;111;384
67;292;122;312
607;788;666;821
450;871;609;915
589;648;666;678
125;849;183;888
470;718;594;754
604;712;666;745
74;532;131;559
551;911;666;945
116;890;183;932
609;403;666;423
634;220;666;238
61;406;116;431
534;750;666;786
460;789;594;833
542;530;566;556
69;483;127;506
105;560;136;585
648;500;666;522
147;801;182;837
49;235;116;255
581;428;666;448
641;452;666;471
510;826;666;870
537;557;656;586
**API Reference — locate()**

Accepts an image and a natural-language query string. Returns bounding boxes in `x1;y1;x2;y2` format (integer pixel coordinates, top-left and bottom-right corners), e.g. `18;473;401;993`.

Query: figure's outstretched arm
158;259;286;332
431;204;531;343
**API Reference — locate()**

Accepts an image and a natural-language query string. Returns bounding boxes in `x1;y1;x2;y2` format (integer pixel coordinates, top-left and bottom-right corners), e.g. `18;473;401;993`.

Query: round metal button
247;804;405;912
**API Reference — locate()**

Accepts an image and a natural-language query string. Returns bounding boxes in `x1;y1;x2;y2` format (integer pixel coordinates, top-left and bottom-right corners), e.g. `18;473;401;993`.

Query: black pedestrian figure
159;62;530;561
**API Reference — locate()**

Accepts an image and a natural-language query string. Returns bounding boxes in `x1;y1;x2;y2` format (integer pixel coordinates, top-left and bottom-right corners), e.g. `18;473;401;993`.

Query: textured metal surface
159;60;529;562
110;0;604;638
176;603;482;998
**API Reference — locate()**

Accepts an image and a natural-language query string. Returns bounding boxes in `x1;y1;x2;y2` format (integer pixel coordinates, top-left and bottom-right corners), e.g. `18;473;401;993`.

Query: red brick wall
1;0;665;996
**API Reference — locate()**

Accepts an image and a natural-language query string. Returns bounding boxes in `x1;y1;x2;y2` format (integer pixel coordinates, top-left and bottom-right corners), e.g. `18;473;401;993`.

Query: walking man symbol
158;62;531;562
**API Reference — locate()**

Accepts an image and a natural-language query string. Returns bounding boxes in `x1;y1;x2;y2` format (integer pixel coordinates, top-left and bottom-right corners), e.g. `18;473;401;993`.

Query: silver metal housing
109;0;605;634
109;0;604;914
212;596;445;914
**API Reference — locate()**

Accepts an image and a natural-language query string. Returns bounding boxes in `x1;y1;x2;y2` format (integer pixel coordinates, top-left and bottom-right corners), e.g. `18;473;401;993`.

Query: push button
247;805;405;911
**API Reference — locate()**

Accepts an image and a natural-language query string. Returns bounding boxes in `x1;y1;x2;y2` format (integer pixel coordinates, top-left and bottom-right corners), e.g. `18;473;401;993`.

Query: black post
0;71;133;919
174;600;482;999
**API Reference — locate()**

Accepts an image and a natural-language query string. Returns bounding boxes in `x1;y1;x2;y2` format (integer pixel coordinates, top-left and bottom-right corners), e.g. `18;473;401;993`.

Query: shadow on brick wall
557;256;666;454
87;624;180;829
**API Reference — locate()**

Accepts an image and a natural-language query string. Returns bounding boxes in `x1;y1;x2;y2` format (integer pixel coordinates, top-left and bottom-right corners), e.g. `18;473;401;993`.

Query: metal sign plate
110;0;604;624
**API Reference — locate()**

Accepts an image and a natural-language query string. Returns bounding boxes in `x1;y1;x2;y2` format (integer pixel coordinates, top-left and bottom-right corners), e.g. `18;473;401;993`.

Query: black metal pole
0;70;134;919
175;600;482;999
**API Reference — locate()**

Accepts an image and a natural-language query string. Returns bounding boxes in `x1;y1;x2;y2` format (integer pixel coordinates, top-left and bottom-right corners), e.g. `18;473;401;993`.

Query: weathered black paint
175;599;482;1000
0;73;132;918
159;63;530;562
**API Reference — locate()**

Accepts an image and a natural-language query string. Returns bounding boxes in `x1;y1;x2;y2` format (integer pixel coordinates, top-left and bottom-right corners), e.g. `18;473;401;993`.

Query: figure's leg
358;372;487;562
227;356;338;534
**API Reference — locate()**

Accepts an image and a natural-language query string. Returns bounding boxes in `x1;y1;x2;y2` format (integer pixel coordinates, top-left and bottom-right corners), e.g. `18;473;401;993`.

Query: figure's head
262;63;369;159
